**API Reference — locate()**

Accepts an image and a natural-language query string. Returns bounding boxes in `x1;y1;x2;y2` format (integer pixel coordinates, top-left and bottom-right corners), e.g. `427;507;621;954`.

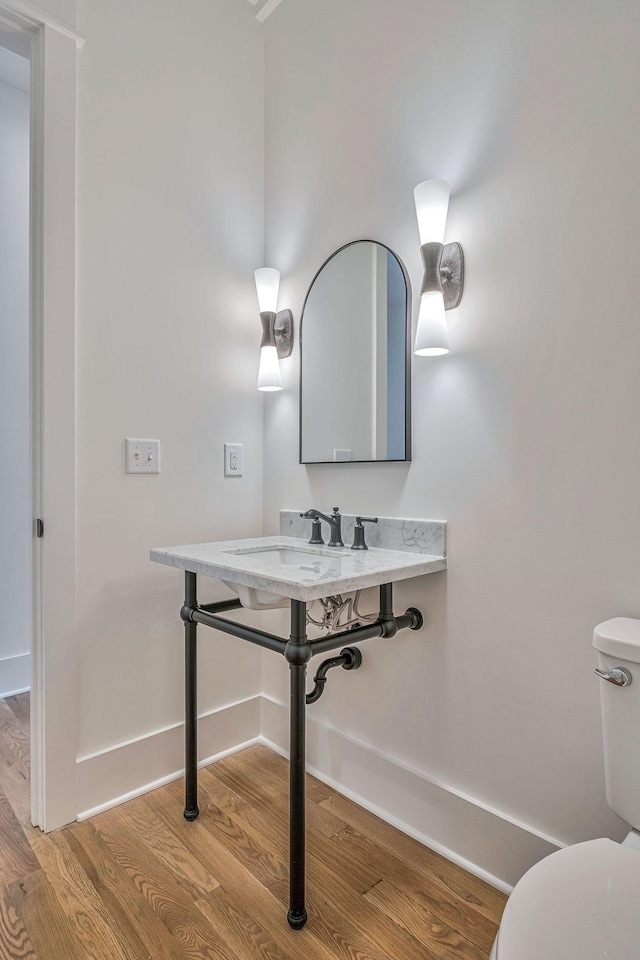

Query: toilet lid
495;839;640;960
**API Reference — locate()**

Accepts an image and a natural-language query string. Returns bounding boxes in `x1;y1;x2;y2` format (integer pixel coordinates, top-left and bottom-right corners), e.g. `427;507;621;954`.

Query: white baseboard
76;695;261;820
260;694;563;892
0;652;30;699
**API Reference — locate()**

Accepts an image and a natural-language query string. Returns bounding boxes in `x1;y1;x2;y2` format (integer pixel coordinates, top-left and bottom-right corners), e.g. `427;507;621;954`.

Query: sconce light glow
257;344;283;392
413;178;463;357
254;267;280;313
414;292;449;356
413;179;450;245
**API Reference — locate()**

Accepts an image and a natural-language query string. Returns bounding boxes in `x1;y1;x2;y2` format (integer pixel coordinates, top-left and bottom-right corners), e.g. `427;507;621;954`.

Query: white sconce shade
414;292;450;356
254;266;293;392
413;178;463;357
257;344;283;392
413;179;450;245
254;267;280;313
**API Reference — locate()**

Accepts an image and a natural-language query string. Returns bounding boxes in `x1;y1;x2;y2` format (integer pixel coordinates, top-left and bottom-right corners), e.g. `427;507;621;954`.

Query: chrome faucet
300;506;344;547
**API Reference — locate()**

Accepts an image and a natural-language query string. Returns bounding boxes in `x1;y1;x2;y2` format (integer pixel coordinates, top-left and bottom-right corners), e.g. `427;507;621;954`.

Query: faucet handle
351;516;378;550
308;518;324;545
300;510;325;544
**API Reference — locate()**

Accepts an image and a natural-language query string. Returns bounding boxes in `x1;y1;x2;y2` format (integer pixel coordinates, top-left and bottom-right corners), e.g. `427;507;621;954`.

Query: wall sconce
254;268;293;392
413;179;464;356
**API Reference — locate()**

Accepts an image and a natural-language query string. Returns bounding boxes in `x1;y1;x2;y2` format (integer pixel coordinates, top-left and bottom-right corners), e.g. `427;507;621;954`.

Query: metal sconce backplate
440;242;464;311
275;309;294;359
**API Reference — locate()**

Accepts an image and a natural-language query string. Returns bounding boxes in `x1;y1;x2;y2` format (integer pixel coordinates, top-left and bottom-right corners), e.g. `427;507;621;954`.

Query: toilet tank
593;618;640;828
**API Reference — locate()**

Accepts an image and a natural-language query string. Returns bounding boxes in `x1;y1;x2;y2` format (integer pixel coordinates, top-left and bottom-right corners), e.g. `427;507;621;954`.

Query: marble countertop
150;535;446;603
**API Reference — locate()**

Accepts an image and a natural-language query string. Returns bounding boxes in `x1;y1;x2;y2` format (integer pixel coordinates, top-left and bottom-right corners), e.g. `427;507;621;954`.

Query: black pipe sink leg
287;911;308;931
183;571;200;822
286;599;311;929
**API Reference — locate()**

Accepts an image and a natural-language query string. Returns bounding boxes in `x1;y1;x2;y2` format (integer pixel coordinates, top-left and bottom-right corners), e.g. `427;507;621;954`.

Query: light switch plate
125;438;160;474
224;442;243;477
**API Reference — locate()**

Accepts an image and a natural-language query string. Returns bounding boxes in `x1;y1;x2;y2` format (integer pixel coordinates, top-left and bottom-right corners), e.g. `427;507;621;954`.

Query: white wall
74;0;266;809
261;0;640;887
0;66;31;698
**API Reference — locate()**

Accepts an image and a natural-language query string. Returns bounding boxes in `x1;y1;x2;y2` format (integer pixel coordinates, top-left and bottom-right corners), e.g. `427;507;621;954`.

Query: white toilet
490;618;640;959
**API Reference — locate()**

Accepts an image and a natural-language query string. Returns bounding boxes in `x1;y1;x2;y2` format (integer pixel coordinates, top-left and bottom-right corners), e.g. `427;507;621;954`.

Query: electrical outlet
333;448;353;462
125;438;161;474
224;442;243;477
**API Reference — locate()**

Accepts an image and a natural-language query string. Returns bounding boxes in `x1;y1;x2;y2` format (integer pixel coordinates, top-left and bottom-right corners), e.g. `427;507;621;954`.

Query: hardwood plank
0;788;39;887
320;791;507;925
4;696;30;724
190;772;439;960
196;886;294;960
148;784;430;960
202;760;377;891
30;829;141;960
0;700;17;722
305;883;439;960
365;878;488;960
156;775;290;897
200;766;382;896
64;821;188;960
0;884;37;960
0;757;32;832
8;869;86;960
0;694;31;834
145;790;332;960
233;743;334;804
94;805;241;960
329;826;499;953
96;795;220;902
0;719;29;782
229;749;345;838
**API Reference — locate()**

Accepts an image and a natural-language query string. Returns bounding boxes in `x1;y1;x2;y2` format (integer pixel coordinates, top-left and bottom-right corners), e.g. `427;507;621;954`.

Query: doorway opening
0;28;32;827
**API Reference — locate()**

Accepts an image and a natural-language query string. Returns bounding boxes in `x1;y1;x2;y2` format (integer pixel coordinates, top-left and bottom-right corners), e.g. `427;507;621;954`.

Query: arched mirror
299;240;411;464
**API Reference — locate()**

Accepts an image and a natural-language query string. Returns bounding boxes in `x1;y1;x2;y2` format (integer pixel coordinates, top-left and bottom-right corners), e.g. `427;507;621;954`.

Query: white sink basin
222;582;289;610
245;549;317;564
224;543;336;564
221;543;336;608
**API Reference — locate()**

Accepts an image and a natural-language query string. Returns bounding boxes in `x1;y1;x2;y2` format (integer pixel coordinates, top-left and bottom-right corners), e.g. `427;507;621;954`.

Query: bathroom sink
224;543;336;565
220;543;336;607
151;535;446;608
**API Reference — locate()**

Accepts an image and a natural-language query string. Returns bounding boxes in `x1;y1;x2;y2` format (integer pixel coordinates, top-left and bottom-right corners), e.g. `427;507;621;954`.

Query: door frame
0;2;83;830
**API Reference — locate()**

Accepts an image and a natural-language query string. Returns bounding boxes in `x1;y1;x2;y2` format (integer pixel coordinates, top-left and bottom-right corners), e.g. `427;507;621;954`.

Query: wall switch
125;438;160;474
224;442;243;477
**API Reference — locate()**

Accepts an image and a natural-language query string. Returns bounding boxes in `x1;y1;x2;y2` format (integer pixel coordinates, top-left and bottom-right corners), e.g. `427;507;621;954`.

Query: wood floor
0;693;506;959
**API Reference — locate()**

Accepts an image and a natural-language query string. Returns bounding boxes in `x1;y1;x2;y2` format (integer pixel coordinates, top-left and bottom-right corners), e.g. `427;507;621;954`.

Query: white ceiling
246;0;285;22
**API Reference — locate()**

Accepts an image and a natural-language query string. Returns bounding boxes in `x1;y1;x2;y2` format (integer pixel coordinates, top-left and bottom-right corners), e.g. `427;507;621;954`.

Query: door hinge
36;518;44;538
